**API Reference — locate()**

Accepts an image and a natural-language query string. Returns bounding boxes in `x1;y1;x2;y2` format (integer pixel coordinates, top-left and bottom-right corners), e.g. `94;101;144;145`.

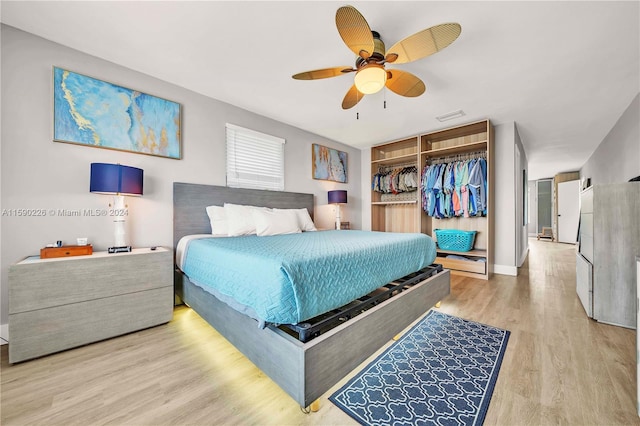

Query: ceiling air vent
436;110;465;122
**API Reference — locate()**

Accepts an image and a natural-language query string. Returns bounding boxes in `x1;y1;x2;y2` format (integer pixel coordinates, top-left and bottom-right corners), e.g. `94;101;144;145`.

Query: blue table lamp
90;163;143;250
328;190;347;230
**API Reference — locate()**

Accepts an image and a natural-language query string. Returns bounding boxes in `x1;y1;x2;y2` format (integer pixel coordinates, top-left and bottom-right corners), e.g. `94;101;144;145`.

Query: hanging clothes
467;158;478;216
453;161;463;216
421;153;487;219
468;158;486;215
459;160;470;218
372;166;418;195
479;158;488;215
421;163;441;217
442;163;455;218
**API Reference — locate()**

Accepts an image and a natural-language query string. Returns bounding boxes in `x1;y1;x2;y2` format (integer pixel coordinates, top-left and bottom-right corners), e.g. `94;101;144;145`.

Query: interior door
557;180;580;243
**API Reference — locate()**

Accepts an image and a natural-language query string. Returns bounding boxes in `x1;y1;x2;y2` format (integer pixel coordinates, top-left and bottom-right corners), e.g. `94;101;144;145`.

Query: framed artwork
53;67;181;159
312;143;347;183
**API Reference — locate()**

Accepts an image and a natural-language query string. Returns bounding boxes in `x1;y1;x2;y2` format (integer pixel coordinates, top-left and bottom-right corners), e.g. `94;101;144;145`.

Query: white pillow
224;203;269;236
274;208;316;232
205;205;228;236
252;209;301;236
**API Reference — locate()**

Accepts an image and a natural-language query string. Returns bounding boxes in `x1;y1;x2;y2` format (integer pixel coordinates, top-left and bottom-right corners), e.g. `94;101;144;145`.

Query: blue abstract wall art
53;67;181;159
312;143;348;183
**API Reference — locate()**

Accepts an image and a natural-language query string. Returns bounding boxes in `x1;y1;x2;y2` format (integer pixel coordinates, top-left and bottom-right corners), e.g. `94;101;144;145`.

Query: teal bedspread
181;230;436;325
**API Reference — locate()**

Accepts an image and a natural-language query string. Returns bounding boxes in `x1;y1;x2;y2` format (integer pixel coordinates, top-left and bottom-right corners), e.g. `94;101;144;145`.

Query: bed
173;182;450;409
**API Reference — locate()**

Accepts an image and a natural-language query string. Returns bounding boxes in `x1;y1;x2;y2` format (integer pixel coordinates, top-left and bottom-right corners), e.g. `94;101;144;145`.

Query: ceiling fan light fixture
293;6;462;107
354;64;387;94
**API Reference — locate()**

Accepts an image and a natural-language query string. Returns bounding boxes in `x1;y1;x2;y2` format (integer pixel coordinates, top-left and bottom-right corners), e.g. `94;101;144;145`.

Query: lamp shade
354;65;387;94
90;163;143;196
328;190;347;204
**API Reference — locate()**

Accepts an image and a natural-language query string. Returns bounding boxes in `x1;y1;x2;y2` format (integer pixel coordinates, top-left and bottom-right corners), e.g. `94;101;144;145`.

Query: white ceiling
2;1;638;180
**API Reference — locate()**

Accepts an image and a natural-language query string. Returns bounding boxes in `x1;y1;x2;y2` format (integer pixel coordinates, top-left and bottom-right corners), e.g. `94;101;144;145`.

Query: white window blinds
225;123;285;191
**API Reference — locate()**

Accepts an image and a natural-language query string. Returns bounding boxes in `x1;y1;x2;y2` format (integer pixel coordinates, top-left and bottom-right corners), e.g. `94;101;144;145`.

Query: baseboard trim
0;323;8;345
494;264;518;276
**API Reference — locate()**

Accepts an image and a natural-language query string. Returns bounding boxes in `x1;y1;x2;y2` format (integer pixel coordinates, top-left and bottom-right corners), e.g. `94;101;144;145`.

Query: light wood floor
1;239;638;425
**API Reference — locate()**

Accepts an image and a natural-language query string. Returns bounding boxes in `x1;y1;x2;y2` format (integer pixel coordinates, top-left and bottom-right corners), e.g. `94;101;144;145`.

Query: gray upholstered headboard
173;182;315;248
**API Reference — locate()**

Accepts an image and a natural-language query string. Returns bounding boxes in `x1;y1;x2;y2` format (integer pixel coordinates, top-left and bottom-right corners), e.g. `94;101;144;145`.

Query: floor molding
494;264;517;276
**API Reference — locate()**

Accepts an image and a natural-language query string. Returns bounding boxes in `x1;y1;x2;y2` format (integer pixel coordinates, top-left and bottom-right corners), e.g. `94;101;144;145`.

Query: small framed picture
312;143;347;183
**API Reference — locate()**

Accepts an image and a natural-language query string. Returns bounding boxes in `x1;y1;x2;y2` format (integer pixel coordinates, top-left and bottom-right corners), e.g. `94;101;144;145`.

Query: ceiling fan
292;5;462;109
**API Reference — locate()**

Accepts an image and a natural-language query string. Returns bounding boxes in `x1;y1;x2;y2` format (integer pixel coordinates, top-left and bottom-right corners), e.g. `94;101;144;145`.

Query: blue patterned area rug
329;310;510;426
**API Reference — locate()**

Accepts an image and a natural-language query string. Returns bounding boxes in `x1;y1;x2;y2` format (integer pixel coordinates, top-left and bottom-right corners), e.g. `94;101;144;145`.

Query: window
225;123;285;191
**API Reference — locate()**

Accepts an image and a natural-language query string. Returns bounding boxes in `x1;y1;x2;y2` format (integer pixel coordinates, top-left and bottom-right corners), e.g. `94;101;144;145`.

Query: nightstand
8;247;173;363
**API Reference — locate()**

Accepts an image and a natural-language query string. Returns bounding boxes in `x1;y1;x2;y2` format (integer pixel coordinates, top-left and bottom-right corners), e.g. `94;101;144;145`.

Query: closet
371;119;494;279
371;137;421;233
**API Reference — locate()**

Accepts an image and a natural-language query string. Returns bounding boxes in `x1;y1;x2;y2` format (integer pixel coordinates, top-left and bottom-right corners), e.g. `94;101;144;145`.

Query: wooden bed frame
173;182;450;408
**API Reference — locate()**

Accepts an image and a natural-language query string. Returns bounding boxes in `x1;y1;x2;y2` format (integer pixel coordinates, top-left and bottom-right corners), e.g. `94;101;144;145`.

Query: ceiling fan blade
385;69;426;97
387;23;462;64
342;85;364;109
336;6;375;59
292;67;355;80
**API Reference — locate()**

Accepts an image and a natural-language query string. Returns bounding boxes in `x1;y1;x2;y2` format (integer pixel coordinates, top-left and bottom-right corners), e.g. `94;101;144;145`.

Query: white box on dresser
8;247;173;363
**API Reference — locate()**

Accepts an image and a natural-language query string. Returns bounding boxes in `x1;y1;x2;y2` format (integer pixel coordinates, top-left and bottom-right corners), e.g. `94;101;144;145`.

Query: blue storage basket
434;229;477;252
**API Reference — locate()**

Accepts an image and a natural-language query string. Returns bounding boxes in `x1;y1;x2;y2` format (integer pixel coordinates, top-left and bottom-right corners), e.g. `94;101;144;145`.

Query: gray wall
580;93;639;184
514;125;529;267
493;122;516;275
492;121;529;274
0;25;362;333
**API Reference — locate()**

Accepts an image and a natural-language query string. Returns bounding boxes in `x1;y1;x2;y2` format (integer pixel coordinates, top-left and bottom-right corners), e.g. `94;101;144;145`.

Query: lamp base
112;195;129;247
108;246;132;254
